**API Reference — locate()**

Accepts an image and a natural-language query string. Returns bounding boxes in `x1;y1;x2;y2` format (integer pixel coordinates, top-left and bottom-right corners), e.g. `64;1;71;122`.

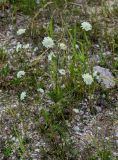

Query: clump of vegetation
0;0;118;160
0;48;7;62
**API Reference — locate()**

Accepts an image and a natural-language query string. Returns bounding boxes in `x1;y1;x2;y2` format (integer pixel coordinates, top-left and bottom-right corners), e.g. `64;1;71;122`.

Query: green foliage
10;0;37;15
97;150;112;160
52;0;73;8
0;0;7;3
39;103;78;159
2;146;13;158
0;48;7;62
114;32;118;54
47;18;54;38
89;149;113;160
48;87;64;103
0;64;10;77
0;0;117;159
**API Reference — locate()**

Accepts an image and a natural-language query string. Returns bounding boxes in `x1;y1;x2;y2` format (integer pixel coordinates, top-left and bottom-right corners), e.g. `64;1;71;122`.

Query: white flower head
93;70;100;81
23;43;30;49
81;22;92;31
37;88;44;94
93;70;98;77
16;42;22;52
82;73;94;85
17;29;26;35
36;0;40;4
59;69;66;75
20;91;26;101
42;37;54;49
48;51;55;61
73;126;80;132
73;108;79;113
33;47;38;52
59;43;67;50
17;70;25;78
75;44;79;49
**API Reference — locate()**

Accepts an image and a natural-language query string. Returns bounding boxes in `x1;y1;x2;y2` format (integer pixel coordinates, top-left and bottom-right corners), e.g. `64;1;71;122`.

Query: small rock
93;66;115;88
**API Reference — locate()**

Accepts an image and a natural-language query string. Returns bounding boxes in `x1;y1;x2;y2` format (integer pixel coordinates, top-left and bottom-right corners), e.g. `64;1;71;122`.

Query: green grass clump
9;0;37;14
2;146;13;158
0;48;7;62
0;0;118;159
